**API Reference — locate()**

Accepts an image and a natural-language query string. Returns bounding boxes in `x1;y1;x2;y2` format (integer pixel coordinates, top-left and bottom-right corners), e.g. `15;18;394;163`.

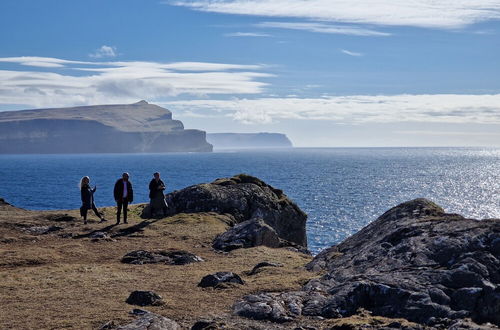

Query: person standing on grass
113;172;133;224
79;176;106;225
149;172;168;217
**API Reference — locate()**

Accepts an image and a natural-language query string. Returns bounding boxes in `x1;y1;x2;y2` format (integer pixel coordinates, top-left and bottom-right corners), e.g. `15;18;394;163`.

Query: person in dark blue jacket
80;176;106;224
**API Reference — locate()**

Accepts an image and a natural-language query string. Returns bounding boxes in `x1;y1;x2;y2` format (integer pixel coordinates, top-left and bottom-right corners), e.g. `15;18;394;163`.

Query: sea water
0;147;499;255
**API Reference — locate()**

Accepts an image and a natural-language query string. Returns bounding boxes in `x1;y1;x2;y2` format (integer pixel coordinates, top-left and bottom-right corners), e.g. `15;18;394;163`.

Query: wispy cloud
89;45;117;58
257;21;389;36
225;32;272;37
0;57;271;108
341;49;363;57
171;0;500;29
165;94;500;124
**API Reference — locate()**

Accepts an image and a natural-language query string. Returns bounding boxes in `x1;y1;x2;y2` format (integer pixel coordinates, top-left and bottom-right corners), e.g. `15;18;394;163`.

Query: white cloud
89;45;118;58
257;22;389;36
0;57;271;108
0;56;93;68
165;94;500;124
225;32;272;37
341;49;363;57
171;0;500;29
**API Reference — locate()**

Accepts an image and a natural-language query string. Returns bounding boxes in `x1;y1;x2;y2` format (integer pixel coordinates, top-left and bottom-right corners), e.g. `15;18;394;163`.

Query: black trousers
82;203;100;220
116;198;129;223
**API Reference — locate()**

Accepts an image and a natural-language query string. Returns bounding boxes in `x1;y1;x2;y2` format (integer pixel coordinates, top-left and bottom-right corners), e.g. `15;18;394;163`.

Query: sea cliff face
0;100;212;153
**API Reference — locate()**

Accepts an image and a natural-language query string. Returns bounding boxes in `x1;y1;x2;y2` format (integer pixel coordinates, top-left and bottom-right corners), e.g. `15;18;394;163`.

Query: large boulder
234;199;500;328
143;174;307;248
212;218;281;252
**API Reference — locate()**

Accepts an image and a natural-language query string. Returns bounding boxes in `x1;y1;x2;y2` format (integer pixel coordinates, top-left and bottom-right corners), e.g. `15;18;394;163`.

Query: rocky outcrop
234;199;500;328
212;218;281;252
0;101;212;153
156;174;307;249
121;250;204;265
206;132;293;149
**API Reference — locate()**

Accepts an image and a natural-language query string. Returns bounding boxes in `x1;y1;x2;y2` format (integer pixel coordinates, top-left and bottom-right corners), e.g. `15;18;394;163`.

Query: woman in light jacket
80;176;106;224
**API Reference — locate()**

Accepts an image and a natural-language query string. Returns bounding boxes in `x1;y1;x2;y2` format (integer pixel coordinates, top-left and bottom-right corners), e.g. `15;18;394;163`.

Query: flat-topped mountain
207;133;293;149
0;101;212;153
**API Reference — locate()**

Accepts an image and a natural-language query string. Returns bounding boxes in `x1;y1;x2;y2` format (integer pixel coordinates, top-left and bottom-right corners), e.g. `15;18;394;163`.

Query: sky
0;0;499;147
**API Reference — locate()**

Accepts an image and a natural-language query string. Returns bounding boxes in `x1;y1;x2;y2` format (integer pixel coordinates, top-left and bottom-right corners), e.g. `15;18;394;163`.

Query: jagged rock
117;312;180;330
212;218;281;251
121;250;204;265
143;174;307;249
126;291;164;306
234;199;500;327
198;272;244;288
248;261;283;275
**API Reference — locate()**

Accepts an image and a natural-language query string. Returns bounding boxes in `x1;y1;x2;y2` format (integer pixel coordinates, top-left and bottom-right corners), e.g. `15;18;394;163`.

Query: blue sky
1;0;499;146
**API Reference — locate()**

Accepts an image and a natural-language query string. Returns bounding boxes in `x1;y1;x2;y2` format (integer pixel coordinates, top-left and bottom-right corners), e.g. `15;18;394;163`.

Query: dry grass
0;202;315;329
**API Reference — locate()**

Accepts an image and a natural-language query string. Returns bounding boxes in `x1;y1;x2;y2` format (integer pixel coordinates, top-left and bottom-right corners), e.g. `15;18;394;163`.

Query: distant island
0;101;212;153
207;132;293;149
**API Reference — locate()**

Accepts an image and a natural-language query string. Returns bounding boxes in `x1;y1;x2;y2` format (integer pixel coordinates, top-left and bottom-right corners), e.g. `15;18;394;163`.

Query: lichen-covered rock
143;174;307;249
198;272;244;288
121;250;203;265
117;312;179;330
212;218;280;251
126;291;164;306
234;199;500;328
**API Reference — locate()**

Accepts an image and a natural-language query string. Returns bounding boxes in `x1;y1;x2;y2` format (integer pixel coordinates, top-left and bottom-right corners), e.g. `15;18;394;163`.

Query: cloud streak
171;0;500;29
0;57;271;108
165;94;500;124
257;22;389;36
225;32;272;37
341;49;363;57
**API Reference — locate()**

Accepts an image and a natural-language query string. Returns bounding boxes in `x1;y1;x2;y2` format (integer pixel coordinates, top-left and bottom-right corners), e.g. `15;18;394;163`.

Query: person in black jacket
80;176;106;224
113;172;133;224
148;172;168;217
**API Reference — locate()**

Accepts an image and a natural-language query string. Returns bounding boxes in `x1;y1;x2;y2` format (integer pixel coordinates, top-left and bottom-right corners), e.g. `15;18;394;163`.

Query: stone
191;320;225;330
212;218;281;252
198;272;244;288
126;291;164;306
117;312;180;330
121;250;203;265
24;225;63;235
143;174;307;250
248;261;283;275
234;199;500;327
89;231;109;240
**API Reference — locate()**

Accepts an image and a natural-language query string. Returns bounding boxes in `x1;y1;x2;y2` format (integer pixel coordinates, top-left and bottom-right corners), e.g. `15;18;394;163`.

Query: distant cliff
0;101;212;153
207;133;293;149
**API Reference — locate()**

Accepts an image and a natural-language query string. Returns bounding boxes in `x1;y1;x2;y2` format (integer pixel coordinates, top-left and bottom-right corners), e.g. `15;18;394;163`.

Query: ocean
0;147;498;255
